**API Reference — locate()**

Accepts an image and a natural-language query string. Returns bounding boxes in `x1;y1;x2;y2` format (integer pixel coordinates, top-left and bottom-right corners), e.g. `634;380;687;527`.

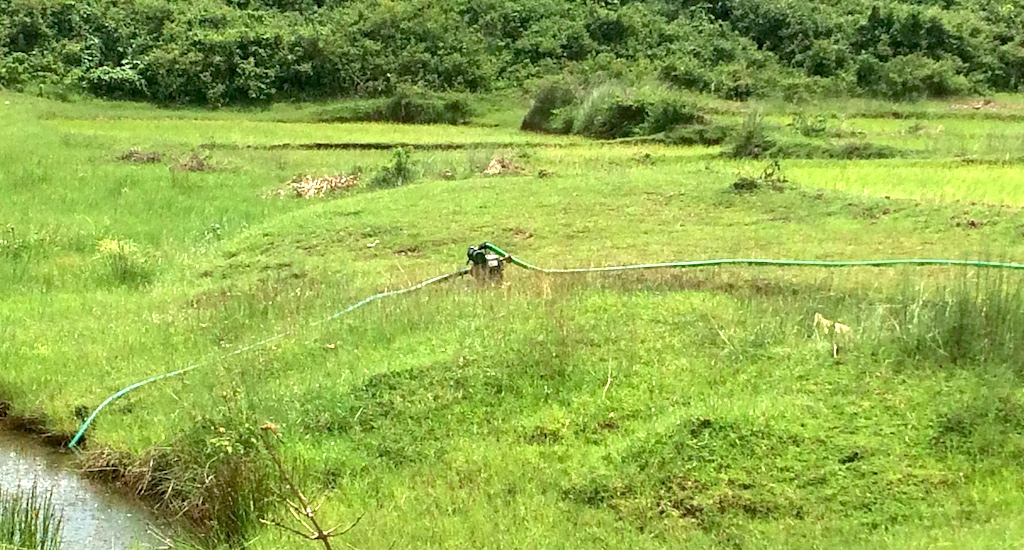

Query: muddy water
0;431;164;549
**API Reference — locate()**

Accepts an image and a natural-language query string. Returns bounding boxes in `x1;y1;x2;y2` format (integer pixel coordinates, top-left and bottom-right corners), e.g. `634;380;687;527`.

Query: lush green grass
784;161;1024;205
3;90;1024;548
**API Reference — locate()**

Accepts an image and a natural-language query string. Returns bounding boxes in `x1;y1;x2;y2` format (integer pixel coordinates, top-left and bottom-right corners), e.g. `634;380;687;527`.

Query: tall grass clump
0;484;64;550
520;77;577;133
0;225;32;261
727;111;777;159
876;271;1024;368
94;238;154;287
521;79;713;141
84;413;277;546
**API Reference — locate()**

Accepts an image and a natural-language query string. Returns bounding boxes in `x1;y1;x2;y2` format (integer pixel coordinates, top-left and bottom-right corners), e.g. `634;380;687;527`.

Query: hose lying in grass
68;268;470;452
69;243;1024;452
480;242;1024;274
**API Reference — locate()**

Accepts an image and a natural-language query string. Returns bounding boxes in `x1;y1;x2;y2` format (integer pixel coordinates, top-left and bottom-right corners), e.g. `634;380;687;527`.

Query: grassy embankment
2;90;1024;548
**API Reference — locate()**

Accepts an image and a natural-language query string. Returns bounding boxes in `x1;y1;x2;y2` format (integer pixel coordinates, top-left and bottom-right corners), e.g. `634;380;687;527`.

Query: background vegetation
2;0;1024;105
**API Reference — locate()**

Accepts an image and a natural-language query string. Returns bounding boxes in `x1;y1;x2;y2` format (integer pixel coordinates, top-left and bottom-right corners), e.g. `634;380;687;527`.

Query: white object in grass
814;313;853;358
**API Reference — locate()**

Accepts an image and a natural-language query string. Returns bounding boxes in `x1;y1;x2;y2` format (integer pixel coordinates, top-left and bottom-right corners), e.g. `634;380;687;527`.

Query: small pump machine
466;243;504;281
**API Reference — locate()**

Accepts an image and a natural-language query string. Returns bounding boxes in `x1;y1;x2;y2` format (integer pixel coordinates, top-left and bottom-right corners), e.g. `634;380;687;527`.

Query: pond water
0;430;165;549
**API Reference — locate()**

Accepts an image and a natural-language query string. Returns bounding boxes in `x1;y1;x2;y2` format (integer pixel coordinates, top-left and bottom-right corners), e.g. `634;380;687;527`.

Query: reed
0;483;64;550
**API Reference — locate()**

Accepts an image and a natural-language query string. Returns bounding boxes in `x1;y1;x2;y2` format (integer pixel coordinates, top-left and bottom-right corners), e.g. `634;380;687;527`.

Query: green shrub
377;91;472;125
726;111;905;160
574;84;708;139
569;83;636;139
637;90;708;135
660;123;735;146
370;148;418;189
0;0;1020;104
830;141;903;160
83;63;148;99
788;113;864;139
660;56;796;101
791;113;830;137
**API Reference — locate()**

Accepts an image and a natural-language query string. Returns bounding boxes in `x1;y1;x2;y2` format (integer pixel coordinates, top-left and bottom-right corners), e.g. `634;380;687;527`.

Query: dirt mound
176;152;215;172
483;157;523;176
275;174;360;198
118;148;163;163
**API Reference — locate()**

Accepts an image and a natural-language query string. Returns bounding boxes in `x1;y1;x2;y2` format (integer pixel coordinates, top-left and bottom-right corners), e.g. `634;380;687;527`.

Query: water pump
466;243;504;281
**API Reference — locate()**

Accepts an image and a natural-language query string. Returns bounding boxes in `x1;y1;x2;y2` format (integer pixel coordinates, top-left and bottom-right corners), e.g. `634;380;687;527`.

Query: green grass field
3;90;1024;549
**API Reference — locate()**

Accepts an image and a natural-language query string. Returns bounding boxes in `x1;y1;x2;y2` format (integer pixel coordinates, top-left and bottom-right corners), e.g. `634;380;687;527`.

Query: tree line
1;0;1022;105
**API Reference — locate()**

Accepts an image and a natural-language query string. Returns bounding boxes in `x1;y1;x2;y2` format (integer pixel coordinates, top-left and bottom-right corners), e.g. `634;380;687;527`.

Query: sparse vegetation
731;160;789;193
729;111;907;160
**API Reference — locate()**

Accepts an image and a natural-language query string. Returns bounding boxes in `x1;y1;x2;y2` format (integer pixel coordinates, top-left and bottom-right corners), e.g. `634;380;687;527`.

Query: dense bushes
317;88;474;124
520;81;913;157
2;0;1023;105
856;54;972;100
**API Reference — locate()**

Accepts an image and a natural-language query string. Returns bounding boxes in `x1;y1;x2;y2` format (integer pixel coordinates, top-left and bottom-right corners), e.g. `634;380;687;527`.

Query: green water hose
68;242;1024;453
482;242;1024;273
67;268;469;452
